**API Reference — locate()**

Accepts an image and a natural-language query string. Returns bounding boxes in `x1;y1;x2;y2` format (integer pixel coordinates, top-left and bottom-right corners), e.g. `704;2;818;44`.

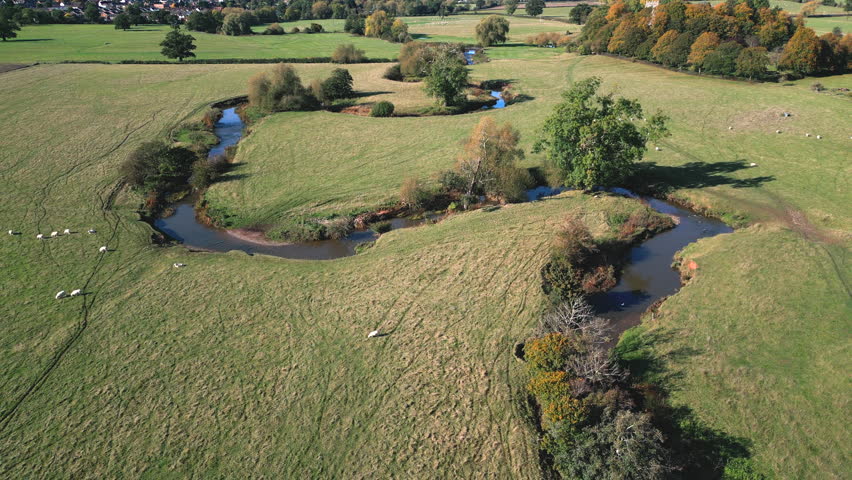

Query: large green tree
0;12;21;41
423;50;469;106
475;15;510;47
160;27;197;62
114;12;131;30
526;0;545;17
779;26;820;74
534;77;669;189
504;0;518;15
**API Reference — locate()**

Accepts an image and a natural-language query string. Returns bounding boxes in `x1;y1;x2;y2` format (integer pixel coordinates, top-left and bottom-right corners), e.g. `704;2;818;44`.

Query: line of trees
578;0;851;79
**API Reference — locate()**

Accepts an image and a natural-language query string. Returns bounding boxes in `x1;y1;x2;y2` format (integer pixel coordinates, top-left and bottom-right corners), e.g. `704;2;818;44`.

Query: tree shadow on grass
7;38;53;42
631;160;775;193
614;328;758;478
352;90;393;98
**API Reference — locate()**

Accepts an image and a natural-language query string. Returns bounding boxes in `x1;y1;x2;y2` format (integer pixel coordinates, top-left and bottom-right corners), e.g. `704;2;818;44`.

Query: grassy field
0;24;400;62
0;62;673;478
0;24;850;479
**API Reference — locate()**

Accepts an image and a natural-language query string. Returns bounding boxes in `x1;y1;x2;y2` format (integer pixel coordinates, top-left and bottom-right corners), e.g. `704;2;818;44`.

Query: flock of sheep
8;226;188;300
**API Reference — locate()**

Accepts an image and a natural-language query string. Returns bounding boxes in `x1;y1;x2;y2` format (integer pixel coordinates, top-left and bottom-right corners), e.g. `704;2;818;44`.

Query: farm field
0;11;850;479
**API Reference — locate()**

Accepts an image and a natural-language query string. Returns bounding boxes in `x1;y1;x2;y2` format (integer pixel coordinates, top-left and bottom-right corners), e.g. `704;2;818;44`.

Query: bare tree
539;297;612;347
567;347;625;386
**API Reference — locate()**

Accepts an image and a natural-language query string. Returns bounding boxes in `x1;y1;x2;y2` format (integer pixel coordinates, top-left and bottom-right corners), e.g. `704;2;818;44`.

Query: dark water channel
588;190;733;336
153;105;732;332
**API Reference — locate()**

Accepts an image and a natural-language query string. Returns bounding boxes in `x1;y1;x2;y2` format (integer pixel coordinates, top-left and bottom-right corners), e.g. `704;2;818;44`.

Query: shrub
525;333;583;372
344;14;365;35
321;68;355;100
527;370;573;404
331;43;366;64
263;23;284;35
121;141;196;193
201;107;222;129
383;64;403;81
290;27;300;34
495;166;534;203
247;63;319;112
370;220;391;234
541;252;585;303
437;169;466;192
543;395;588;427
306;23;324;33
370;101;395;117
554;214;597;265
189;159;215;190
268;217;324;242
618;208;674;241
322;216;353;239
399;177;427;208
526;32;572;47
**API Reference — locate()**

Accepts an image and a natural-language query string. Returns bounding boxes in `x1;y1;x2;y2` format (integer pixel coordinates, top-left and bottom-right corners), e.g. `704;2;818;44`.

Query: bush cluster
121;141;197;208
525;32;572;48
331;44;366;64
248;64;358;112
262;23;284;35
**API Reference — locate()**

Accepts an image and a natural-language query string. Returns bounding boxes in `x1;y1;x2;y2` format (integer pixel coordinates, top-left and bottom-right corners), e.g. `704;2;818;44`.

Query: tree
703;41;743;75
534;77;669;190
736;46;770;79
800;0;822;17
365;10;391;38
126;3;143;25
186;11;222;34
114;12;131;30
526;0;545;17
779;26;820;74
423;49;469;106
688;31;720;70
344;14;365;35
476;15;510;46
320;68;354;100
570;3;594;24
84;3;100;23
390;18;411;43
331;43;365;63
160;28;196;62
456;117;525;197
504;0;518;16
651;30;691;66
0;13;21;41
222;12;253;36
608;17;647;56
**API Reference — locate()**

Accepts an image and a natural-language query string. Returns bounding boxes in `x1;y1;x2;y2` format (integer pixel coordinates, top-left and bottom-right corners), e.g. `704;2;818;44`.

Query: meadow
0;12;850;479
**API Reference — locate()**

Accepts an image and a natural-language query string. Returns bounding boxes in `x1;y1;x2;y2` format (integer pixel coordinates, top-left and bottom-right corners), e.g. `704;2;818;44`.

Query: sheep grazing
655;146;661;151
775;130;782;134
36;234;44;240
87;229;96;234
805;133;811;137
70;289;82;296
55;290;67;300
63;229;71;235
50;231;58;237
99;246;108;253
783;112;790;117
173;263;186;268
749;162;758;167
816;135;822;139
367;330;380;338
728;126;733;130
8;230;13;235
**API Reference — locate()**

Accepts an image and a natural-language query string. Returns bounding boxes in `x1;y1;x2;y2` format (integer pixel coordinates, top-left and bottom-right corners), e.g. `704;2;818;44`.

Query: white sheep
50;231;58;237
749;162;757;167
173;262;186;268
99;246;108;253
63;229;71;235
367;329;380;338
70;289;82;296
87;229;96;234
655;146;661;151
776;130;782;134
728;126;733;130
8;230;13;235
36;234;44;240
816;135;822;139
55;290;67;300
805;133;810;137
